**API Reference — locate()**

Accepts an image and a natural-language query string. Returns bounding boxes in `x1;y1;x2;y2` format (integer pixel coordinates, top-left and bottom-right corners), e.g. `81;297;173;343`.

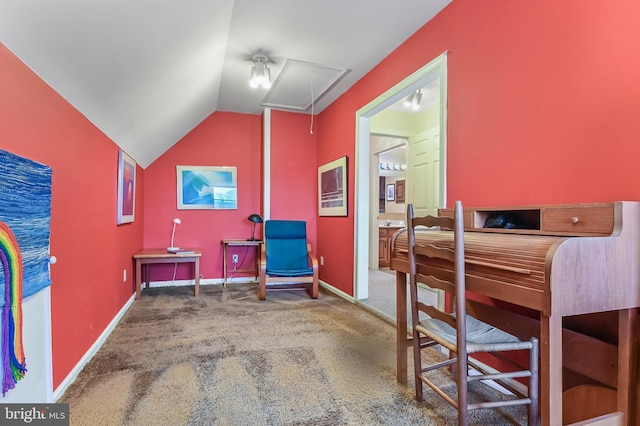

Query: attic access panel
261;59;347;111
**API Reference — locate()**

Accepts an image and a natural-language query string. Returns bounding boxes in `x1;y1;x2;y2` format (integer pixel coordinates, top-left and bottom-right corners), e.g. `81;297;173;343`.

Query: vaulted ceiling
0;0;451;167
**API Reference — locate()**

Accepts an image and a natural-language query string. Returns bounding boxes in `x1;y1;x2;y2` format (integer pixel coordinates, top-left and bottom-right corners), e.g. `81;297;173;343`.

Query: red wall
315;105;356;293
143;111;263;280
316;0;640;296
270;110;318;251
142;110;319;281
0;43;144;388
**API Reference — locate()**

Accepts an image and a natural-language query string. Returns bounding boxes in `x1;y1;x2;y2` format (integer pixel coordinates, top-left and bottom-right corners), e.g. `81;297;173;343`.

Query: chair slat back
420;274;455;295
406;202;467;354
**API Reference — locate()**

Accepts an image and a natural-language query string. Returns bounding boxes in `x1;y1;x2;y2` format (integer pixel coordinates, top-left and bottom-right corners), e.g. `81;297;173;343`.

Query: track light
403;92;415;108
249;54;271;89
411;90;422;110
403;90;422;111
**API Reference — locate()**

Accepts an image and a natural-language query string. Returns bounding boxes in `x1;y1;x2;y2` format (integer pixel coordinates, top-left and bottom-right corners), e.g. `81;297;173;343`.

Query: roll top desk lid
392;201;640;316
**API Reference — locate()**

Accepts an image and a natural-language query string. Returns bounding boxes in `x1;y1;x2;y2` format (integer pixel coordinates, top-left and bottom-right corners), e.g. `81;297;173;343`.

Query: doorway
353;52;448;320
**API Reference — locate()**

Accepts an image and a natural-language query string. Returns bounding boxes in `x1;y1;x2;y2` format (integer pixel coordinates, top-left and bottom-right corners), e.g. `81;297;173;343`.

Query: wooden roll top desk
390;201;640;425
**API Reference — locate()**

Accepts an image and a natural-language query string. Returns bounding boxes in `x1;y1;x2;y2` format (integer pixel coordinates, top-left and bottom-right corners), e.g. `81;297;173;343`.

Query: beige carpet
60;284;528;425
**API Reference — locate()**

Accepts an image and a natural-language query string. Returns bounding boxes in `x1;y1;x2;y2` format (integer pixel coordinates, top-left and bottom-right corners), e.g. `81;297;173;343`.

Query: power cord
226;247;251;282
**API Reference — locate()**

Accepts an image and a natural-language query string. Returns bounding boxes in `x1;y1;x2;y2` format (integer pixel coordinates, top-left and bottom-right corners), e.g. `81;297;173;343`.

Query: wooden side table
133;248;202;298
222;239;262;285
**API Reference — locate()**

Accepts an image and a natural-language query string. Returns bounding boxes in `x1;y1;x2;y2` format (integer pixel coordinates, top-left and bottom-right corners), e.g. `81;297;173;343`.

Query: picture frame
177;165;237;210
386;183;395;201
117;150;136;224
318;156;347;216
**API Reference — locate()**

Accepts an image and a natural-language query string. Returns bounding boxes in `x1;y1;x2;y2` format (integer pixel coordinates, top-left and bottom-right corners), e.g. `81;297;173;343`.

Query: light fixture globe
249;54;271;89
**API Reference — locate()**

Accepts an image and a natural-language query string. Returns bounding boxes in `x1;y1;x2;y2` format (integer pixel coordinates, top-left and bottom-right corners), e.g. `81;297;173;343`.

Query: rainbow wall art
0;222;26;395
0;149;52;397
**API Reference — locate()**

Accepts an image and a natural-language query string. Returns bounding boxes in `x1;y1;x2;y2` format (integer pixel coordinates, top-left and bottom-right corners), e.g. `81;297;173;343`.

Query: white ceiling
0;0;451;168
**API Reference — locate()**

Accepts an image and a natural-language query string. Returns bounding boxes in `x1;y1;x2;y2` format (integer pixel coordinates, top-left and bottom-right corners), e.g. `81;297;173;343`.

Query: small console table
222;239;262;285
133;248;202;299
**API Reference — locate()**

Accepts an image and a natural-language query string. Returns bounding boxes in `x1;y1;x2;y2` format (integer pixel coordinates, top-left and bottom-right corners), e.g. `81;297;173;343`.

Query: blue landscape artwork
177;166;237;210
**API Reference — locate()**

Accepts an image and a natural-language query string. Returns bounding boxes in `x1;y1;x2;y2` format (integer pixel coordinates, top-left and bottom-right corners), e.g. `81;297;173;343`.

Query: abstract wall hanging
0;150;52;396
318;156;348;216
117;150;136;224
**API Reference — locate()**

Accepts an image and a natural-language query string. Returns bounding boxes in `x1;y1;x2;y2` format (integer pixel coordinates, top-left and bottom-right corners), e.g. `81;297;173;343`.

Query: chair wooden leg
412;329;424;402
458;355;468;426
528;337;539;426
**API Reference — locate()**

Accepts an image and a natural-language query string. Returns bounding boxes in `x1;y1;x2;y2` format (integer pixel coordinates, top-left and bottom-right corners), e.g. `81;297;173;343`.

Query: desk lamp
247;214;263;241
167;218;181;252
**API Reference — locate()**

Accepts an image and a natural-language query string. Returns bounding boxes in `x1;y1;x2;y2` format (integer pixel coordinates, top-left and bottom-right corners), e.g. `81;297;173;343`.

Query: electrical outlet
320;256;324;266
232;254;239;264
123;269;127;283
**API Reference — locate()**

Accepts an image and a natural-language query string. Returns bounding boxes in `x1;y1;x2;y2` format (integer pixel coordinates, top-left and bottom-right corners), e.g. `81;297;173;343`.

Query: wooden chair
406;201;539;426
258;220;318;300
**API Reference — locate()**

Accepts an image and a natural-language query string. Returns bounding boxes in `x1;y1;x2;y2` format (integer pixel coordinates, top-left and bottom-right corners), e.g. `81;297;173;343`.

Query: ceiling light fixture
249;54;272;89
402;89;422;111
379;163;407;171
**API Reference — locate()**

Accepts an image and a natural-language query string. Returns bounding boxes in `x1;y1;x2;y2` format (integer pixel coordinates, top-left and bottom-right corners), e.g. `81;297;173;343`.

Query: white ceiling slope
0;0;451;168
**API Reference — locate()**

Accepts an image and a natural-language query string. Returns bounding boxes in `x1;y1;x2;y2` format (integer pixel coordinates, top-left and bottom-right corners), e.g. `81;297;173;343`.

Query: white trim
43;286;53;403
263;108;271;221
437;55;448;207
319;281;354;302
354;117;371;300
354;52;448;302
53;294;135;401
145;278;214;288
139;278;258;288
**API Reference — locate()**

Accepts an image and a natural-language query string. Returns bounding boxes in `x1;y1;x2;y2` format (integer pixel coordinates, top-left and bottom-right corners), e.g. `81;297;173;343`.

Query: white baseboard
319;280;354;302
53;293;136;401
146;278;258;288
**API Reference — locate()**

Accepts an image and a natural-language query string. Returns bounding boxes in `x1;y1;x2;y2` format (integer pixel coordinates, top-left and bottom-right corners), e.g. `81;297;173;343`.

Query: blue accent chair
259;220;318;300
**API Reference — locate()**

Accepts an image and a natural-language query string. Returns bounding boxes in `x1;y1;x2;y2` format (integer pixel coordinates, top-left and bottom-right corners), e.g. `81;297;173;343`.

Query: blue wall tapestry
0;149;52;395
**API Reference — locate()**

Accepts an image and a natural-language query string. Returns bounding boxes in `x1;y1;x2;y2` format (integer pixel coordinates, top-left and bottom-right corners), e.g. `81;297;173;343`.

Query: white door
407;127;440;217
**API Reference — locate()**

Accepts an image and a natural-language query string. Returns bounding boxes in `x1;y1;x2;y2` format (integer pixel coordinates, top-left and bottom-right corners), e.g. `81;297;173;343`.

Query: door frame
370;137;408;269
353;52;448;300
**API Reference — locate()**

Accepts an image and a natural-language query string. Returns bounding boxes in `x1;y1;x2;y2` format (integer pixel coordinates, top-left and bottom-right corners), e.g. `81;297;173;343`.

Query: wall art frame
177;165;238;210
318;156;347;217
117;149;136;224
386;183;395;201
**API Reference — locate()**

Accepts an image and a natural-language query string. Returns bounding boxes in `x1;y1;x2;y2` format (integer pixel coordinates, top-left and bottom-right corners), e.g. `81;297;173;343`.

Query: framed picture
386;183;395;201
318;156;347;216
177;165;237;210
117;150;136;224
